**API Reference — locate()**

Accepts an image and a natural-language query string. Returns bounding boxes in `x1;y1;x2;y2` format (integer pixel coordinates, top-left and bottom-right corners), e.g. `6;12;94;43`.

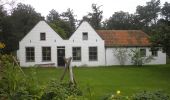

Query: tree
150;23;170;57
161;2;170;21
105;11;138;30
0;5;7;42
47;9;76;38
82;4;103;29
46;9;60;23
2;3;44;53
136;0;160;26
61;8;76;36
49;20;67;39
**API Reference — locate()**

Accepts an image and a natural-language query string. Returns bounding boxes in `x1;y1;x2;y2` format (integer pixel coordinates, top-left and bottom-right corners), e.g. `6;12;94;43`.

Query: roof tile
96;30;151;47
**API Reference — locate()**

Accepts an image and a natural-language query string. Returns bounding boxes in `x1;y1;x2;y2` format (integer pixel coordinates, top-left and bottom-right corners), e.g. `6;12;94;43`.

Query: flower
116;90;120;95
0;42;5;49
110;94;114;99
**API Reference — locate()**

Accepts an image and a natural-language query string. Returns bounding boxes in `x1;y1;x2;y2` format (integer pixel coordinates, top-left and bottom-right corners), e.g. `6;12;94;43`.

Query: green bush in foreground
41;80;82;100
132;90;169;100
103;90;169;100
0;55;42;100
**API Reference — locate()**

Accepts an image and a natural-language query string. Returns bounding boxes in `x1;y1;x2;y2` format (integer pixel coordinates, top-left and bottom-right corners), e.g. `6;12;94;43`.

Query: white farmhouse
17;21;166;67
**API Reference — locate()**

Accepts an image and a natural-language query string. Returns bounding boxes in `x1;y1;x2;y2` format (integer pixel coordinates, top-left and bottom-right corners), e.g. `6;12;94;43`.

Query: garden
0;54;170;100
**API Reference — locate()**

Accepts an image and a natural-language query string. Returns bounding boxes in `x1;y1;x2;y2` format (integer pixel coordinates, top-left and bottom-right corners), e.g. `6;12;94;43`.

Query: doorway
57;46;65;66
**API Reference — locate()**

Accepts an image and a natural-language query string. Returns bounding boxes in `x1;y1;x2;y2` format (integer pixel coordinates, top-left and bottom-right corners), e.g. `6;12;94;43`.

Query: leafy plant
0;54;42;100
132;90;169;100
113;48;129;65
130;48;154;66
41;79;82;100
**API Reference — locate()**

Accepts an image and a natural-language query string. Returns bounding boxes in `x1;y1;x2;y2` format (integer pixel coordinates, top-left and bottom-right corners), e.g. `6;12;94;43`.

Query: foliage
82;3;103;29
47;9;76;39
103;90;169;100
132;90;169;100
41;79;82;100
61;8;76;36
113;48;129;65
1;3;43;53
105;11;138;30
130;48;154;66
136;0;160;26
0;42;5;49
49;21;67;39
47;9;60;23
150;22;170;57
161;2;170;21
0;54;42;99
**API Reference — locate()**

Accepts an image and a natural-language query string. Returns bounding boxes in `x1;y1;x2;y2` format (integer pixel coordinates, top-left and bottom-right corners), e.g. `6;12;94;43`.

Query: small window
72;47;81;61
150;48;158;57
26;47;35;62
40;32;46;40
42;47;51;61
140;49;146;57
83;32;88;40
152;50;158;57
89;47;98;61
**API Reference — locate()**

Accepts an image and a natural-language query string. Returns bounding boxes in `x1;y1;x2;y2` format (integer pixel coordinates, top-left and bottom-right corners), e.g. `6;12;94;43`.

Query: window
140;49;146;57
72;47;81;61
89;47;98;61
42;47;51;61
40;32;46;40
150;48;158;57
26;47;35;62
82;32;88;40
152;50;158;57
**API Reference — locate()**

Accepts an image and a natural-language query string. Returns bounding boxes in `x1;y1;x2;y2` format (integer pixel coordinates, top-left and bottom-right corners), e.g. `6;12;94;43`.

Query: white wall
148;48;166;64
68;21;105;67
106;47;166;65
18;21;105;67
19;21;64;67
17;21;166;67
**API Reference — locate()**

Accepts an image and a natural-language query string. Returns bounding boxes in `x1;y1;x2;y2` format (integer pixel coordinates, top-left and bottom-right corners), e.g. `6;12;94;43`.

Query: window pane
26;47;35;62
140;49;146;57
83;32;88;40
72;47;81;61
89;47;97;61
42;47;51;61
40;32;46;40
152;50;158;57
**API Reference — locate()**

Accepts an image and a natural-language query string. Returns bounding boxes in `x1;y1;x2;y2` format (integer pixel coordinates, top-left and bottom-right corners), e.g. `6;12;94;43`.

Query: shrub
130;48;154;66
41;80;82;100
0;54;42;100
113;48;129;65
102;90;169;100
132;90;169;100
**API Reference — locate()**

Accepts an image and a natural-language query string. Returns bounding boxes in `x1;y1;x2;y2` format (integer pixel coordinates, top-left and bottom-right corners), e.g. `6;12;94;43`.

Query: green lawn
23;65;170;99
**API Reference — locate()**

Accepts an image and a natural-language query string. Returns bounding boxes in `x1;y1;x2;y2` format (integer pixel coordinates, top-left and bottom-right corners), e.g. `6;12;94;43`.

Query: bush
41;80;82;100
130;49;154;66
132;90;169;100
102;90;169;100
0;54;42;100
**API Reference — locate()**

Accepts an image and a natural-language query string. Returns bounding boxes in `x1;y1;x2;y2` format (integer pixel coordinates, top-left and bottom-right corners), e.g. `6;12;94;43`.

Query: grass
23;65;170;99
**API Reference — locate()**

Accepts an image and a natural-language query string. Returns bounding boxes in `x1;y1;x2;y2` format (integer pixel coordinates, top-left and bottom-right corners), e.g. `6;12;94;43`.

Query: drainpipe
105;47;107;66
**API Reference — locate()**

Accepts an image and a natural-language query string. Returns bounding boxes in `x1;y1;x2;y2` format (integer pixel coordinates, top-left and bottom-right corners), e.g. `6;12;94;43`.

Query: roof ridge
96;30;142;31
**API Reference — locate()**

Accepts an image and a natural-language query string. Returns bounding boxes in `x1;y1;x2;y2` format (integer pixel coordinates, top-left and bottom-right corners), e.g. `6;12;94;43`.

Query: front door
57;46;65;66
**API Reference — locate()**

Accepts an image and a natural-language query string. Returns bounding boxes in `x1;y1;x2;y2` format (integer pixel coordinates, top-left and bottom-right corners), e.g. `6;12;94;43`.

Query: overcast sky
5;0;170;20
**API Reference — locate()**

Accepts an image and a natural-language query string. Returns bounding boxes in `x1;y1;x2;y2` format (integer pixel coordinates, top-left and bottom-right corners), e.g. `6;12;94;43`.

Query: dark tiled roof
96;30;151;47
